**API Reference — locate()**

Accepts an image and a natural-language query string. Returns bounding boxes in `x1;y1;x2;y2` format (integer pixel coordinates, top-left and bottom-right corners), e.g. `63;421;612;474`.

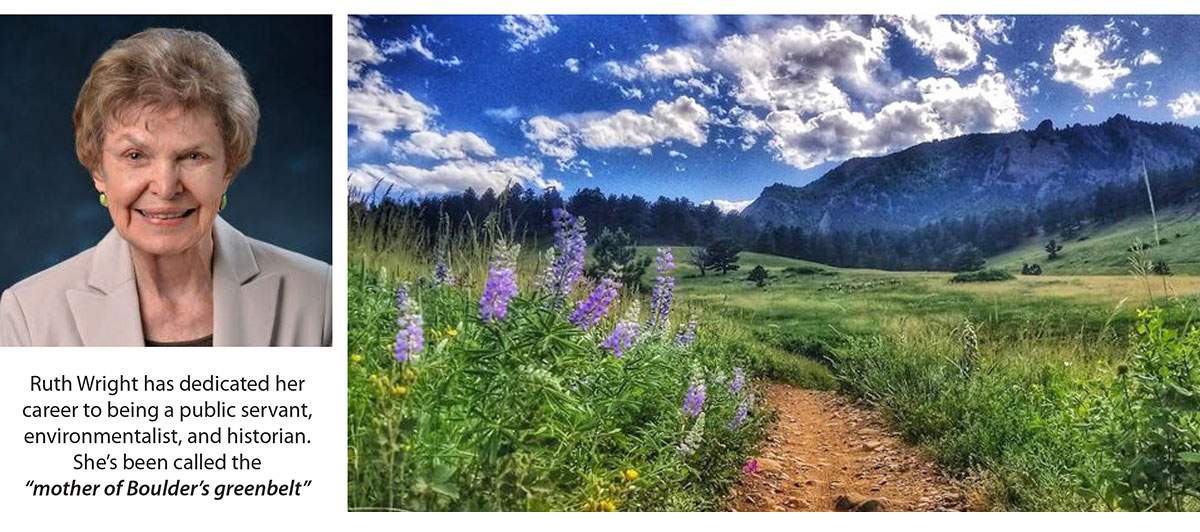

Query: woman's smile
136;207;197;226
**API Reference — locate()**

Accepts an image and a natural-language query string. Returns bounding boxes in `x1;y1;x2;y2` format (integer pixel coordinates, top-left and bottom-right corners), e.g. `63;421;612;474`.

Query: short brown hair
73;28;259;176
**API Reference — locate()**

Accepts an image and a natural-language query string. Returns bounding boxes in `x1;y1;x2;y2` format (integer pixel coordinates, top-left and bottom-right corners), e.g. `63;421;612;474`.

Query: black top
145;335;214;347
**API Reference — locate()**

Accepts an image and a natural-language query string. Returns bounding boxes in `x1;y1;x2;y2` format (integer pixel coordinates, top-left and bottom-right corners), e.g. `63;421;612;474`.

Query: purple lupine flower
649;248;676;330
674;317;698;347
543;208;587;304
730;367;745;395
479;242;519;324
394;284;424;362
602;319;639;358
569;277;620;330
730;394;752;429
433;249;453;286
682;379;706;417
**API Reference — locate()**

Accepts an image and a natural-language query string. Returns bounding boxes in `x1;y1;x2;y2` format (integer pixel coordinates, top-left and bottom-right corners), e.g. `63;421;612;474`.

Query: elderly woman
0;28;331;347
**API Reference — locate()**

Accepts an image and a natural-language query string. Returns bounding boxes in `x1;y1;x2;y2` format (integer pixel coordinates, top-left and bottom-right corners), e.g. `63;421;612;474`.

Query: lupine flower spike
479;241;520;324
394;283;424;362
541;208;587;305
730;367;745;395
674;316;698;347
570;276;620;330
649;248;676;330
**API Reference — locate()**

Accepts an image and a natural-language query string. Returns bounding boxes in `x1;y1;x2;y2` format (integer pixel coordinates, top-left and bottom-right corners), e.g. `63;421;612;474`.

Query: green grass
989;204;1200;275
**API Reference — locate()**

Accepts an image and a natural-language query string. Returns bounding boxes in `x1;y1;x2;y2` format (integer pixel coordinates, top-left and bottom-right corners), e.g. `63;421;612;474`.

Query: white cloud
672;77;719;97
381;26;462;67
983;54;998;72
1168;92;1200;119
484;106;521;122
972;15;1013;45
564;57;580;73
604;47;709;81
765;73;1023;169
713;21;888;114
348;16;385;82
1138;95;1158;108
1075;104;1095;113
1135;50;1162;66
668;150;687;158
885;15;980;74
348;71;434;145
524;96;711;162
678;15;719;41
1051;25;1131;95
705;199;753;213
395;131;496;160
499;15;559;51
349;157;561;196
522;115;578;162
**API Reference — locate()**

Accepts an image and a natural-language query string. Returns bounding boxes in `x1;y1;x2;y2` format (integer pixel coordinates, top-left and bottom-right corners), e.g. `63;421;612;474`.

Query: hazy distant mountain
741;115;1200;233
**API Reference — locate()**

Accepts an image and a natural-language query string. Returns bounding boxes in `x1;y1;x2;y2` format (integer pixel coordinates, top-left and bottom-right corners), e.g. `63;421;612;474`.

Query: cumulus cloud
499;15;559;51
604;47;709;81
704;199;754;213
1168;92;1200;119
765;73;1023;169
381;25;462;67
348;16;385;82
348;71;435;145
564;57;580;73
884;15;980;74
713;21;888;114
668;150;687;158
1134;50;1162;66
1051;25;1131;95
349;157;562;196
524;96;711;162
395;131;496;160
673;77;719;97
484;106;521;122
1138;95;1158;108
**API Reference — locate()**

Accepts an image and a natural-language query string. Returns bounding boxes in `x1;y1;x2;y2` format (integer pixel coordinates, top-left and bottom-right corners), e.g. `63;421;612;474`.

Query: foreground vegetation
348;210;829;511
668;245;1200;511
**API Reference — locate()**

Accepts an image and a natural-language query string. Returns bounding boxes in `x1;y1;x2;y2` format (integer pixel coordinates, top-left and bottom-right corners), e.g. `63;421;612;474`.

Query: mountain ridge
741;115;1200;233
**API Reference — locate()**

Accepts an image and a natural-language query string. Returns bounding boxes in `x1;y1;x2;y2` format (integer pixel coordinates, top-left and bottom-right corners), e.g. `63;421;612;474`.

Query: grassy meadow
348;203;1200;512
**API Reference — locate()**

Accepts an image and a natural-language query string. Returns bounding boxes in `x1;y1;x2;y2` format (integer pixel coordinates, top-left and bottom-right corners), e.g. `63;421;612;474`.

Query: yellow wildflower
393;385;408;396
350;354;363;363
623;468;639;482
446;327;459;337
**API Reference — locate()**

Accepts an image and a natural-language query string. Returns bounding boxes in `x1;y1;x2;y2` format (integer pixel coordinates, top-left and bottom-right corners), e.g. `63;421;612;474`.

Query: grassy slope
989;203;1200;275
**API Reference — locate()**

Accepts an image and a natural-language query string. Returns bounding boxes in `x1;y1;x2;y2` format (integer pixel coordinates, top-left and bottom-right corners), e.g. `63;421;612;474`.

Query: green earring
220;194;228;211
98;192;108;208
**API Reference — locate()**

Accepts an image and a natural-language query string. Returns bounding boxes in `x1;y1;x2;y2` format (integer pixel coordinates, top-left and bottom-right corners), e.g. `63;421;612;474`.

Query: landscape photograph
346;14;1200;511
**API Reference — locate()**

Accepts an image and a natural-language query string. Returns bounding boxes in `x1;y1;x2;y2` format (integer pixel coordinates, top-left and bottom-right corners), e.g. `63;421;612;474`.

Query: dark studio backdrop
0;15;332;291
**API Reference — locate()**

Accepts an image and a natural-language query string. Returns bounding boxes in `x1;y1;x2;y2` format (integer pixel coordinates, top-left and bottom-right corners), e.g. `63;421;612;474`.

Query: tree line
349;158;1200;273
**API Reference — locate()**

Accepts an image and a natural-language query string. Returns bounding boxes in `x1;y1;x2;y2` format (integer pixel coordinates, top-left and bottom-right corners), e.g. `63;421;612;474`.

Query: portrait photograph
0;15;333;347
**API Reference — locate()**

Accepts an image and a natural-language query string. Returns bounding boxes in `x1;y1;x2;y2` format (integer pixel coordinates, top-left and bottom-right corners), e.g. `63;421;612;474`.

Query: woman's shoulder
243;236;330;284
3;245;101;298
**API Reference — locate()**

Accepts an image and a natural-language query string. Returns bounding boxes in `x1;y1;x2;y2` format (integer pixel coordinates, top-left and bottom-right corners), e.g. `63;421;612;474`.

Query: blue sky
348;15;1200;212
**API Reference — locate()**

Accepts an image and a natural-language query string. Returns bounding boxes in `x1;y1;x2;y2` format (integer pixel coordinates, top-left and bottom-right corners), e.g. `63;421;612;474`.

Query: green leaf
1179;452;1200;463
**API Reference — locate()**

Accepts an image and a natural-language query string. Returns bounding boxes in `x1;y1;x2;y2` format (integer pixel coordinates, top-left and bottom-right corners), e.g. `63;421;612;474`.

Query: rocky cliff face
741;116;1200;233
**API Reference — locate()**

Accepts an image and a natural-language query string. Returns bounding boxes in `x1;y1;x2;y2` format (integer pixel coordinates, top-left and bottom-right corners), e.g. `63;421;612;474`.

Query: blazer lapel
212;217;279;346
66;229;145;346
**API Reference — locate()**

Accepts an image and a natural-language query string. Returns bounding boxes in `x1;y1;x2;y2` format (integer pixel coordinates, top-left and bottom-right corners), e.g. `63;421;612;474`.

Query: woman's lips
136;208;195;226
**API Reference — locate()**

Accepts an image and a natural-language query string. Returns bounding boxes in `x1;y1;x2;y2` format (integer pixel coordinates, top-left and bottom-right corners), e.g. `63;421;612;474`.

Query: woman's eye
187;152;207;161
126;152;144;161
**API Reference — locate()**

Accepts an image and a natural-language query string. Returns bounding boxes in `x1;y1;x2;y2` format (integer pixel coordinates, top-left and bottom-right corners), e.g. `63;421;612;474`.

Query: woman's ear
91;169;106;194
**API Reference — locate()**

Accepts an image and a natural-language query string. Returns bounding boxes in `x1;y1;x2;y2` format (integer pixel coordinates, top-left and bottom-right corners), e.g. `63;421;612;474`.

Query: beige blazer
0;217;331;347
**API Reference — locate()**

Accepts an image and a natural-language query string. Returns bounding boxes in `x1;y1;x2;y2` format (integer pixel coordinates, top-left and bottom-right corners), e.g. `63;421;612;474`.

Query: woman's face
92;105;230;257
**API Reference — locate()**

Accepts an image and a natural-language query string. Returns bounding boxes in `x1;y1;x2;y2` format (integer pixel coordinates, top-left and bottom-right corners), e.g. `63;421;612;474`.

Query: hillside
742;115;1200;233
987;203;1200;275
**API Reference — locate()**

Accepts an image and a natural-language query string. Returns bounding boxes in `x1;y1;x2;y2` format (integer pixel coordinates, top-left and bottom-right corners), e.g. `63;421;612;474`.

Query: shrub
950;269;1015;283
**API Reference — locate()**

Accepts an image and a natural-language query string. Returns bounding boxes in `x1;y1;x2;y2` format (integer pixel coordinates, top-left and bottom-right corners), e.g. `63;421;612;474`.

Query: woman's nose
147;161;183;198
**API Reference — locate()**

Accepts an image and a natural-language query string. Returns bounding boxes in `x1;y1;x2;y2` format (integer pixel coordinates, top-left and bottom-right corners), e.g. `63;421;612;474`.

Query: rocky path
728;383;974;512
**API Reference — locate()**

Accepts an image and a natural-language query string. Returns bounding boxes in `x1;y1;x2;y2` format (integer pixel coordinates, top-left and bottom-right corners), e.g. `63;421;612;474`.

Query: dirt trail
728;383;974;512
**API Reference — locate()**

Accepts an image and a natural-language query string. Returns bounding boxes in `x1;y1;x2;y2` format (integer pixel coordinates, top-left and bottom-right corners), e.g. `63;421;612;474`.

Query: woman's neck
131;234;215;342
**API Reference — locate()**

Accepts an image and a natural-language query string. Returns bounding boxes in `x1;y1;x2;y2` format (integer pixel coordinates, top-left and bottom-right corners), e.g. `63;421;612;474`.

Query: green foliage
1088;309;1200;510
586;227;652;289
950;244;985;272
747;265;768;287
348;264;768;511
705;238;742;275
1153;259;1172;276
950;269;1015;283
1046;239;1064;261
